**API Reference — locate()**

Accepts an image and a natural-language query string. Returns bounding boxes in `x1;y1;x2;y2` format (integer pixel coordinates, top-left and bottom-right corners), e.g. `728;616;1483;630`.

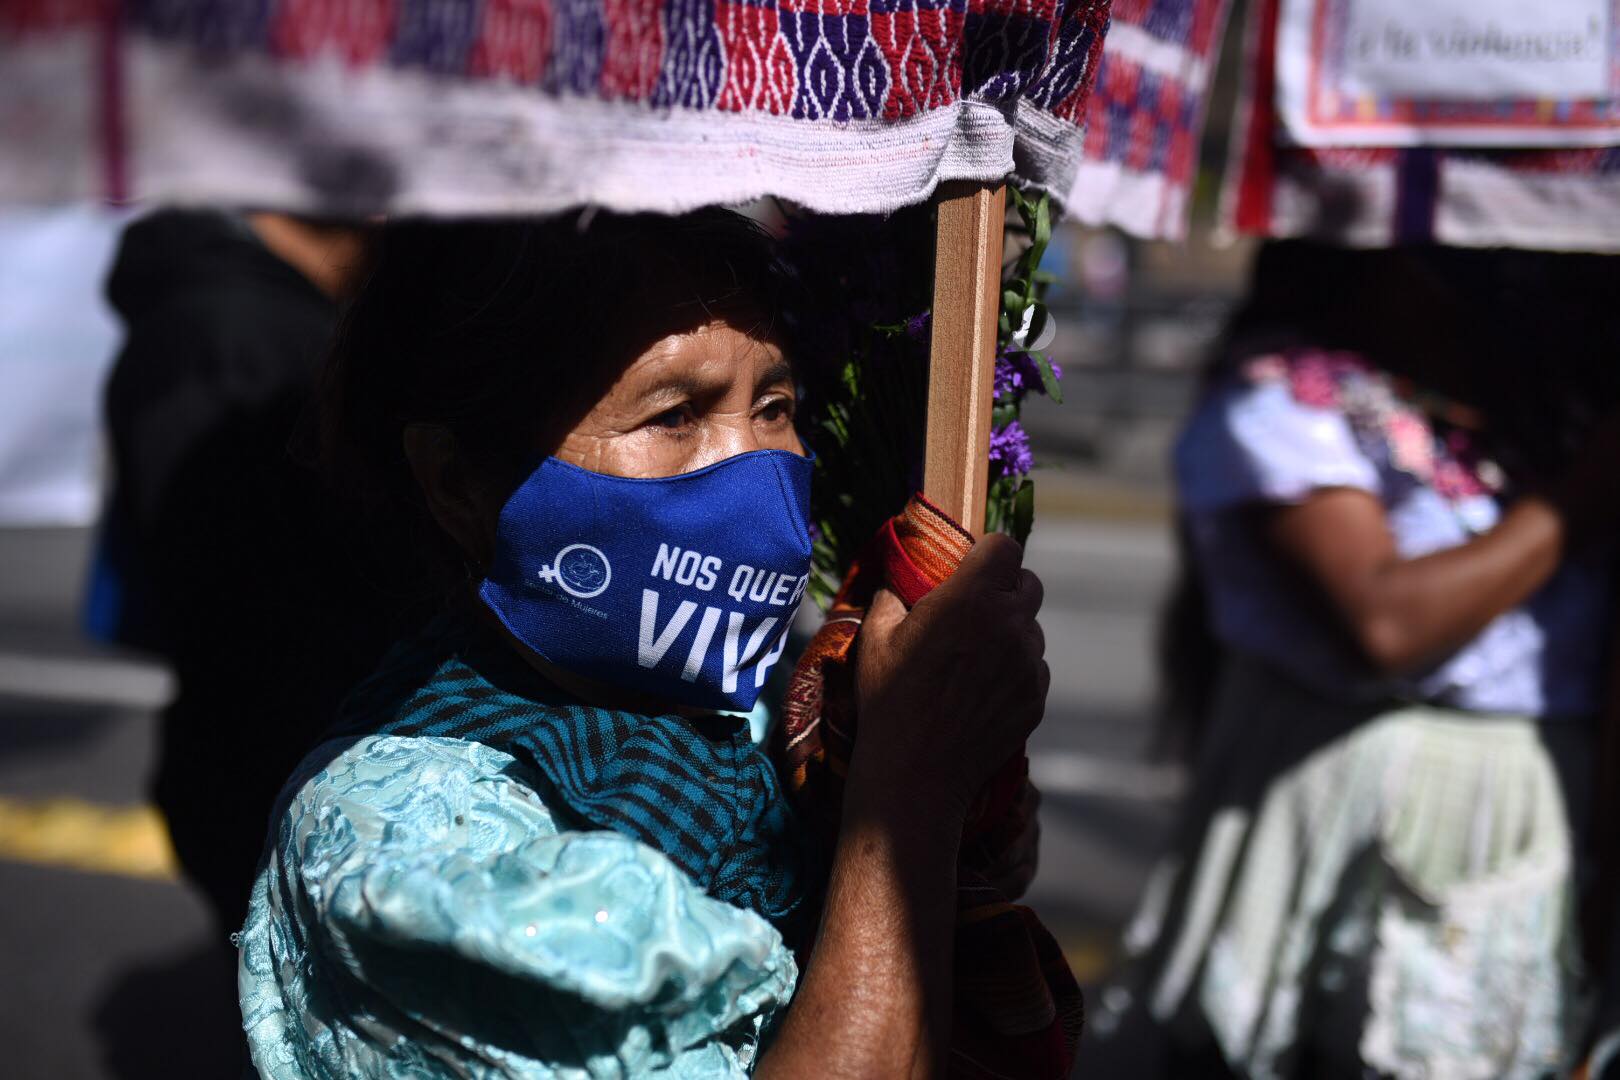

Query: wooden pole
923;181;1006;535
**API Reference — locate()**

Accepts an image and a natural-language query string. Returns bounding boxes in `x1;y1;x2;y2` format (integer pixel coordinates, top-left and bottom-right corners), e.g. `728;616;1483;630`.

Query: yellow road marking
0;795;178;881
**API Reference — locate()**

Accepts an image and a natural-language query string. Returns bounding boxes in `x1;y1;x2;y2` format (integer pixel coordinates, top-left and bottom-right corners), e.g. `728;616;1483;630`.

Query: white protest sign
1277;0;1620;146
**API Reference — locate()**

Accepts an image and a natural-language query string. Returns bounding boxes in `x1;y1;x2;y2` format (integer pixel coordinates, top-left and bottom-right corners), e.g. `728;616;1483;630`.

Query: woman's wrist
775;759;964;1080
842;767;967;856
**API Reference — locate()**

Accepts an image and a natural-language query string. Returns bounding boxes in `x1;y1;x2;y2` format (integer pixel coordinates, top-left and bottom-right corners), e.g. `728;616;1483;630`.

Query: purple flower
994;354;1025;399
988;421;1034;477
995;350;1060;402
904;311;932;341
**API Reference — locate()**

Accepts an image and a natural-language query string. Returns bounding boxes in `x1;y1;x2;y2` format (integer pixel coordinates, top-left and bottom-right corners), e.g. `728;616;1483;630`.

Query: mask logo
539;543;612;599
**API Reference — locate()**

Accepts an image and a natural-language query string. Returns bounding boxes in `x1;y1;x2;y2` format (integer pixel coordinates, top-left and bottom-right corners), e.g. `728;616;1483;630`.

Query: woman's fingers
1010;658;1049;737
849;531;1053;814
1027;616;1046;664
961;532;1027;590
1006;660;1049;742
862;587;907;645
1017;568;1044;616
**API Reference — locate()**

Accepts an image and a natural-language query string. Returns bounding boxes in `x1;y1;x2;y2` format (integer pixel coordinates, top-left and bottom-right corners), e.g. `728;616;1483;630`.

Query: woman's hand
1552;407;1620;543
848;533;1051;830
759;534;1049;1080
980;783;1042;899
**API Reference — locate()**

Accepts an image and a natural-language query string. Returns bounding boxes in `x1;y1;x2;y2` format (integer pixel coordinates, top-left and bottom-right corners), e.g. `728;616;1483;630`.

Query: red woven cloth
1;1;1115;217
776;494;1083;1079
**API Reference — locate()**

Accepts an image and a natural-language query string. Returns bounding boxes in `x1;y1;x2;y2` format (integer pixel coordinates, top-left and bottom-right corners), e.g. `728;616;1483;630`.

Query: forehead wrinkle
704;326;790;384
611;330;733;403
603;321;789;410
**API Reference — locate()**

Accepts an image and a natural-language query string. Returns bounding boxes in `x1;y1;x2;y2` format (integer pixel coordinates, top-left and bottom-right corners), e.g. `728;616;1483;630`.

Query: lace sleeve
239;735;798;1079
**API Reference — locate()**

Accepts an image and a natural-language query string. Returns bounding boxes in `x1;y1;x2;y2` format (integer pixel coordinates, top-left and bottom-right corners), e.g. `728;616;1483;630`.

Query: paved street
1021;514;1183;975
0;527;242;1079
0;475;1181;1078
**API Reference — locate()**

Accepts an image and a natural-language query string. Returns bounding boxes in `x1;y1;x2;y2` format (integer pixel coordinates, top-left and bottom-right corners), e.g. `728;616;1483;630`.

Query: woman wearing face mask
235;210;1050;1078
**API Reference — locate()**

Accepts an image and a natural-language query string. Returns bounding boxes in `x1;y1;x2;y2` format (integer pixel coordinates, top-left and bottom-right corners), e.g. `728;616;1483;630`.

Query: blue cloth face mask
480;449;815;712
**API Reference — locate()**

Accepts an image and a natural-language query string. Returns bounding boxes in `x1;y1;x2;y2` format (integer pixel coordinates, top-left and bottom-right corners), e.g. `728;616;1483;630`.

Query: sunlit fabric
237;614;816;1076
239;736;798;1077
1109;659;1586;1080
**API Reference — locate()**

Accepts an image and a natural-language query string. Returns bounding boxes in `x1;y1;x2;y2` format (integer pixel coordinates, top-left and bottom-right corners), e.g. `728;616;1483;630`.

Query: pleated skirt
1102;657;1591;1079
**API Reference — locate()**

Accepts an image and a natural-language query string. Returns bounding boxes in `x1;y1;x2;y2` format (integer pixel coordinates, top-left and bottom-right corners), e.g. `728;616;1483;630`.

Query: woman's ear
402;423;497;570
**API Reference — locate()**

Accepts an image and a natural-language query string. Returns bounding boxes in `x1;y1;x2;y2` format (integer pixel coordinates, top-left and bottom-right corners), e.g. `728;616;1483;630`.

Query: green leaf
840;361;860;396
1024;305;1049;349
1009;186;1034;224
1022;242;1046;282
1033;192;1052;253
1010;479;1035;544
991;403;1018;428
1033;350;1064;404
1002;288;1025;317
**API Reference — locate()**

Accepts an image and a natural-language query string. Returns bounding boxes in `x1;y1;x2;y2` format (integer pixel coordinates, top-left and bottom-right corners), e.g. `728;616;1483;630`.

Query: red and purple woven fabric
1064;0;1233;239
0;0;1113;217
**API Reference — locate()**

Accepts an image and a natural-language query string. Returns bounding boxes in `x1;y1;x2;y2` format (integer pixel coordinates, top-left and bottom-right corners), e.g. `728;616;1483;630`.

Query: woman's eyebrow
631;376;710;413
755;358;794;393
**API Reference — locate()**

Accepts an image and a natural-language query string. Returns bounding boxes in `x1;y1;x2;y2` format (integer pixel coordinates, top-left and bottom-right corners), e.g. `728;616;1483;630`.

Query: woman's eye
758;397;795;424
651;406;693;431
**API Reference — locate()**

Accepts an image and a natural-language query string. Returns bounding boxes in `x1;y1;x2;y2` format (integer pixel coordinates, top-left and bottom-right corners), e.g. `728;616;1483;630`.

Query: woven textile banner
1064;0;1233;239
0;0;1112;217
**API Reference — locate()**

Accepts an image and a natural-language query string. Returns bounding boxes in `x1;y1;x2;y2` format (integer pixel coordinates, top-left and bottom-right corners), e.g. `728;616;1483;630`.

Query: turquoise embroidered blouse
237;733;799;1078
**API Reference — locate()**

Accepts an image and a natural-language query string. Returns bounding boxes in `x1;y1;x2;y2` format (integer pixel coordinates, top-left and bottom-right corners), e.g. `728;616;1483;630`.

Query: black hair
318;207;790;598
1209;241;1620;472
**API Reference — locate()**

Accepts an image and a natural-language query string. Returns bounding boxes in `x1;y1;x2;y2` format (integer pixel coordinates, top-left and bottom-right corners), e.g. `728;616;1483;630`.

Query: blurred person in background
87;210;415;936
1092;241;1620;1078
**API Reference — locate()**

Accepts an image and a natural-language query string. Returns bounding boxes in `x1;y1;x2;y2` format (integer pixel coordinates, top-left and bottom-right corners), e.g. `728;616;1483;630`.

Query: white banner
1277;0;1620;146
